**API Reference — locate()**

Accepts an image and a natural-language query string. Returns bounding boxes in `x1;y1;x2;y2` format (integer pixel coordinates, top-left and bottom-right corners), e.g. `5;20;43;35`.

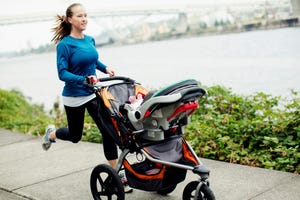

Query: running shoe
42;124;56;151
119;172;133;193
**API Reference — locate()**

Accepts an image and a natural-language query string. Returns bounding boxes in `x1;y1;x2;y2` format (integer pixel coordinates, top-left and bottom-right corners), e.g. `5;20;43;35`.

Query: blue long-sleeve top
56;35;107;97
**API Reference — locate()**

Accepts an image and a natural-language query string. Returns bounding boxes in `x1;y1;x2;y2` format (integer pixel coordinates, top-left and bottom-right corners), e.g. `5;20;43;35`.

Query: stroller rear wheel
90;164;125;200
182;181;215;200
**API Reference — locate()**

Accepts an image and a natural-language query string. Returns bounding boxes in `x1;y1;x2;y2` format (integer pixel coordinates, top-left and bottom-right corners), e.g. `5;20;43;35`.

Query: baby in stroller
89;76;215;200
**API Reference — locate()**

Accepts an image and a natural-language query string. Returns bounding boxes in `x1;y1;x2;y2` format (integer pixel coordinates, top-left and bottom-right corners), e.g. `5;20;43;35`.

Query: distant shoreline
1;20;299;58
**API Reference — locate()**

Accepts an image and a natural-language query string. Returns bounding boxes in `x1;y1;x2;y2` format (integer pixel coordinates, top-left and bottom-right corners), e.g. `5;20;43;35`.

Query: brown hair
51;3;82;44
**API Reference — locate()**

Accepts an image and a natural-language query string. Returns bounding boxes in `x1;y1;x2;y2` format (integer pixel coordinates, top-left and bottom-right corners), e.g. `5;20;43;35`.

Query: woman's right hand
83;75;98;86
106;68;116;77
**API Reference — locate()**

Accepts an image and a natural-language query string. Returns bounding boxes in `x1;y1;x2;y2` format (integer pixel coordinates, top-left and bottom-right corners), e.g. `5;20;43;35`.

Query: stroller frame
115;138;210;181
89;76;215;200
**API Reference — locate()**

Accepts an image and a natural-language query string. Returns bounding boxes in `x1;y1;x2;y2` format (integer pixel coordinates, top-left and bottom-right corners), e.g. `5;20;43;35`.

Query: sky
2;0;266;16
0;0;271;53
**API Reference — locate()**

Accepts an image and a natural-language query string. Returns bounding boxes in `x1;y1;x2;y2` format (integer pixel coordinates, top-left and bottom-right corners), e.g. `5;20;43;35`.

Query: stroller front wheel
90;164;125;200
182;181;215;200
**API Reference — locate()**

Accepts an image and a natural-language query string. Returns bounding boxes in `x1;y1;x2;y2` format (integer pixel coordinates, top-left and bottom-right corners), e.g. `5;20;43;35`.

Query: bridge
0;6;186;26
0;4;208;26
1;1;297;26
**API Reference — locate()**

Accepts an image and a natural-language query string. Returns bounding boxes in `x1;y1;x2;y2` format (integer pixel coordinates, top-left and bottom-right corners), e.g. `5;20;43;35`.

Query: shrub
1;87;299;173
185;85;300;173
0;89;51;136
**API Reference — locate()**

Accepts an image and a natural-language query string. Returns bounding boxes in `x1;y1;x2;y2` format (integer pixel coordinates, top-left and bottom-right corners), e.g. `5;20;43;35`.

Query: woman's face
68;5;88;32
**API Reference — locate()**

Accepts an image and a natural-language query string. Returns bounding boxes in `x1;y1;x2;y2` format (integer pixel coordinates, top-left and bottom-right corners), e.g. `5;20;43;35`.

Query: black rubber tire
157;184;177;195
182;181;215;200
90;164;125;200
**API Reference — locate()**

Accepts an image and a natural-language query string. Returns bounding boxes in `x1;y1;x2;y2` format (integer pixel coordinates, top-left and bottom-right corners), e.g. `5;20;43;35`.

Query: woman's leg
86;98;118;166
55;105;86;143
108;159;118;169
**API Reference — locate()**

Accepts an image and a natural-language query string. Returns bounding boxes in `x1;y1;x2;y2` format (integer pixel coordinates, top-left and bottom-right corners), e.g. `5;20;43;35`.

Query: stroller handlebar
91;76;137;90
98;76;136;83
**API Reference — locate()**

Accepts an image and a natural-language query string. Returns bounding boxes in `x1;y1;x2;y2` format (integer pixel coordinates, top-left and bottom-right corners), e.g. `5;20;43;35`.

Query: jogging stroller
89;76;215;200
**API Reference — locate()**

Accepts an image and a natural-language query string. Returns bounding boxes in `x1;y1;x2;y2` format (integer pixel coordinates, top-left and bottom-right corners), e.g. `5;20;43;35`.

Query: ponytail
51;3;82;44
51;15;70;44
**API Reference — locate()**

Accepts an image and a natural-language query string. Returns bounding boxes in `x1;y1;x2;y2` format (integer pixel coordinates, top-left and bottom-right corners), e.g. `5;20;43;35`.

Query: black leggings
56;98;118;161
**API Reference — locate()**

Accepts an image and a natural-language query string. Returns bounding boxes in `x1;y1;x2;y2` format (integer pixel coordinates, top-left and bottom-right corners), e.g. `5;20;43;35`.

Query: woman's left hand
106;68;116;77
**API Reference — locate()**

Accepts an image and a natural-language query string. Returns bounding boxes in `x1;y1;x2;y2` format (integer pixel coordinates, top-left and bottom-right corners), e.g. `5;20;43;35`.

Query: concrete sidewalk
0;128;299;200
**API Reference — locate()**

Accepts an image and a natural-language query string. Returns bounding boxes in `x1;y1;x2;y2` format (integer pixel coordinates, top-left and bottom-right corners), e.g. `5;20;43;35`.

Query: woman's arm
56;43;85;84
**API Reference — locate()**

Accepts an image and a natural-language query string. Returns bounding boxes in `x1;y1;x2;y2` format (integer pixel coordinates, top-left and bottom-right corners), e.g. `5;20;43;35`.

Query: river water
0;27;299;110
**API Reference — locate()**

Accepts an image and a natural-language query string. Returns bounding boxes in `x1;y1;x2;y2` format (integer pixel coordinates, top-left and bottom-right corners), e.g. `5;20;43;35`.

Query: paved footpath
0;128;299;200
